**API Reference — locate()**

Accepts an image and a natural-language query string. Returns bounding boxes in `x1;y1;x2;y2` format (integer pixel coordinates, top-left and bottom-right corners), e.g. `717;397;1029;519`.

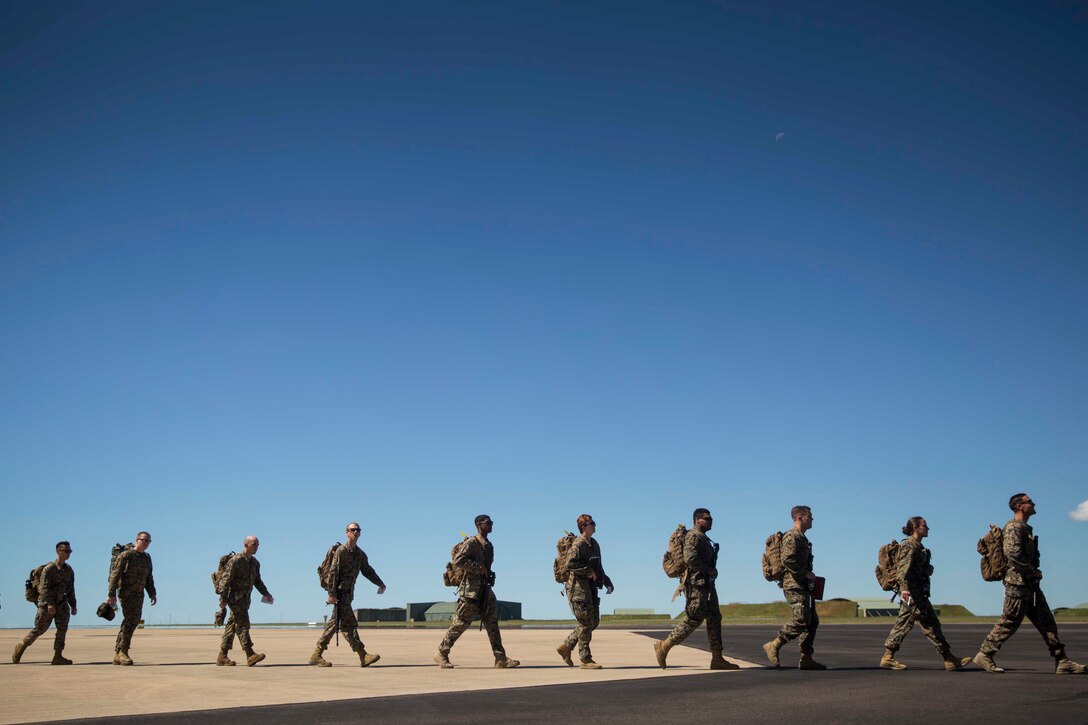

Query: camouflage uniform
776;529;818;653
22;562;77;655
315;544;385;656
438;536;507;656
562;534;613;661
980;519;1065;658
108;549;155;655
663;529;722;650
219;553;271;655
884;537;954;654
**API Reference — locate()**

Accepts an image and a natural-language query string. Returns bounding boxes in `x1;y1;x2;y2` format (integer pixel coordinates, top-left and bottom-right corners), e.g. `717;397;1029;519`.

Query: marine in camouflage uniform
974;494;1086;675
13;542;77;665
763;505;825;670
309;522;386;668
434;514;519;669
217;536;273;667
107;532;156;666
557;514;613;669
880;517;971;671
654;509;738;670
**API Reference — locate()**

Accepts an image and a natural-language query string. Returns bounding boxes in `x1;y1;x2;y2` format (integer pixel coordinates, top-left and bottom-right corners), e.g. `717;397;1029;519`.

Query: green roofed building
421;601;522;622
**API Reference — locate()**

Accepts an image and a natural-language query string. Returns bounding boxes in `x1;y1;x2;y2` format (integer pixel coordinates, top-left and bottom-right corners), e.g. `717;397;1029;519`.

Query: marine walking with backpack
973;494;1086;675
106;532;156;666
876;517;972;671
556;514;614;669
762;505;825;670
309;522;386;668
13;541;77;666
434;514;520;669
654;508;738;671
213;536;274;667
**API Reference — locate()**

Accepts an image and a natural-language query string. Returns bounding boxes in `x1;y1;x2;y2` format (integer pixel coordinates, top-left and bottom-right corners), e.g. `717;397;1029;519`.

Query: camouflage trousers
563;592;601;660
665;583;722;650
438;590;506;656
777;588;818;654
883;595;951;654
23;601;70;652
115;592;144;653
315;600;366;653
981;584;1065;658
221;603;255;652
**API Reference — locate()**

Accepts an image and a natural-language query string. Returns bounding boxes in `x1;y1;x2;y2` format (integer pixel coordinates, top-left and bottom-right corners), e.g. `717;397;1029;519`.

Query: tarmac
2;624;1086;724
0;626;756;724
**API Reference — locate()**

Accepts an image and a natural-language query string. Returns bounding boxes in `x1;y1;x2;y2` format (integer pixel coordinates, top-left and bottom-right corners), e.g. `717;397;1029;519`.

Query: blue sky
1;1;1085;627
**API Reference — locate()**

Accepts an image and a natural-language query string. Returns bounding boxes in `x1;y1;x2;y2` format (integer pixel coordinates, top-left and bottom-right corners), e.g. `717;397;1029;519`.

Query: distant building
407;602;440;622
855;597;938;617
614;608;655;615
419;601;522;622
355;607;407;622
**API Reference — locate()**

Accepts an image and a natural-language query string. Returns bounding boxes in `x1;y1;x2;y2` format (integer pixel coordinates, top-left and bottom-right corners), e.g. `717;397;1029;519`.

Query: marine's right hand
107;596;116;607
47;604;56;615
327;594;337;605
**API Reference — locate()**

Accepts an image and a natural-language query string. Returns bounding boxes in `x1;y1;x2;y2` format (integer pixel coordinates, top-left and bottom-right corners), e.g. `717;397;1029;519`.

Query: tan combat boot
51;651;73;665
798;652;827;670
972;651;1004;673
357;649;380;667
710;649;740;670
12;642;27;664
494;655;521;668
557;643;575;667
433;650;454;669
880;648;907;670
579;657;603;670
244;647;265;666
654;639;674;669
216;650;236;666
309;647;332;667
762;637;785;668
942;651;972;671
114;650;133;666
1055;657;1087;674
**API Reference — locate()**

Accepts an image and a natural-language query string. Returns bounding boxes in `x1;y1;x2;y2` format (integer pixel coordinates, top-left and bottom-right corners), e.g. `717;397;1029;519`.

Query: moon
775;132;785;142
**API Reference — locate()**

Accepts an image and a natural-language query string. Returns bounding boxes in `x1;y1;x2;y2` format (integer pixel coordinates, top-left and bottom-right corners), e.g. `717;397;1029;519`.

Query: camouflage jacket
781;529;813;591
220;553;270;607
895;537;933;597
39;561;76;608
567;534;612;602
683;529;718;589
1002;518;1040;587
455;535;494;601
327;544;384;601
108;549;156;598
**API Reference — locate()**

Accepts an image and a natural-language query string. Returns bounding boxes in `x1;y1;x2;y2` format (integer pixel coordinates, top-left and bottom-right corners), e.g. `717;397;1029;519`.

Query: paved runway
30;624;1088;724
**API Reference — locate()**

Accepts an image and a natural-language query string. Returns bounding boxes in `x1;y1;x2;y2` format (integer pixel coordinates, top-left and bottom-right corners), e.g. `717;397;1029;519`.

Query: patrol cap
96;602;116;621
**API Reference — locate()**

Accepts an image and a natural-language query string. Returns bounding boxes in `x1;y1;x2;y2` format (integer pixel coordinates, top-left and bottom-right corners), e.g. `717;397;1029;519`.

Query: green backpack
977;524;1007;582
875;539;901;592
24;563;48;603
211;552;236;595
553;531;577;583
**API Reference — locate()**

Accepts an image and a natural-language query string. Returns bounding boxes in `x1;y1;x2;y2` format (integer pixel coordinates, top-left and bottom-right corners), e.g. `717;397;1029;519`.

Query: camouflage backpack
317;543;342;590
211;551;236;595
662;524;688;578
761;531;786;582
24;563;49;603
977;524;1007;582
443;536;471;587
875;539;901;592
553;531;577;583
108;542;135;586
